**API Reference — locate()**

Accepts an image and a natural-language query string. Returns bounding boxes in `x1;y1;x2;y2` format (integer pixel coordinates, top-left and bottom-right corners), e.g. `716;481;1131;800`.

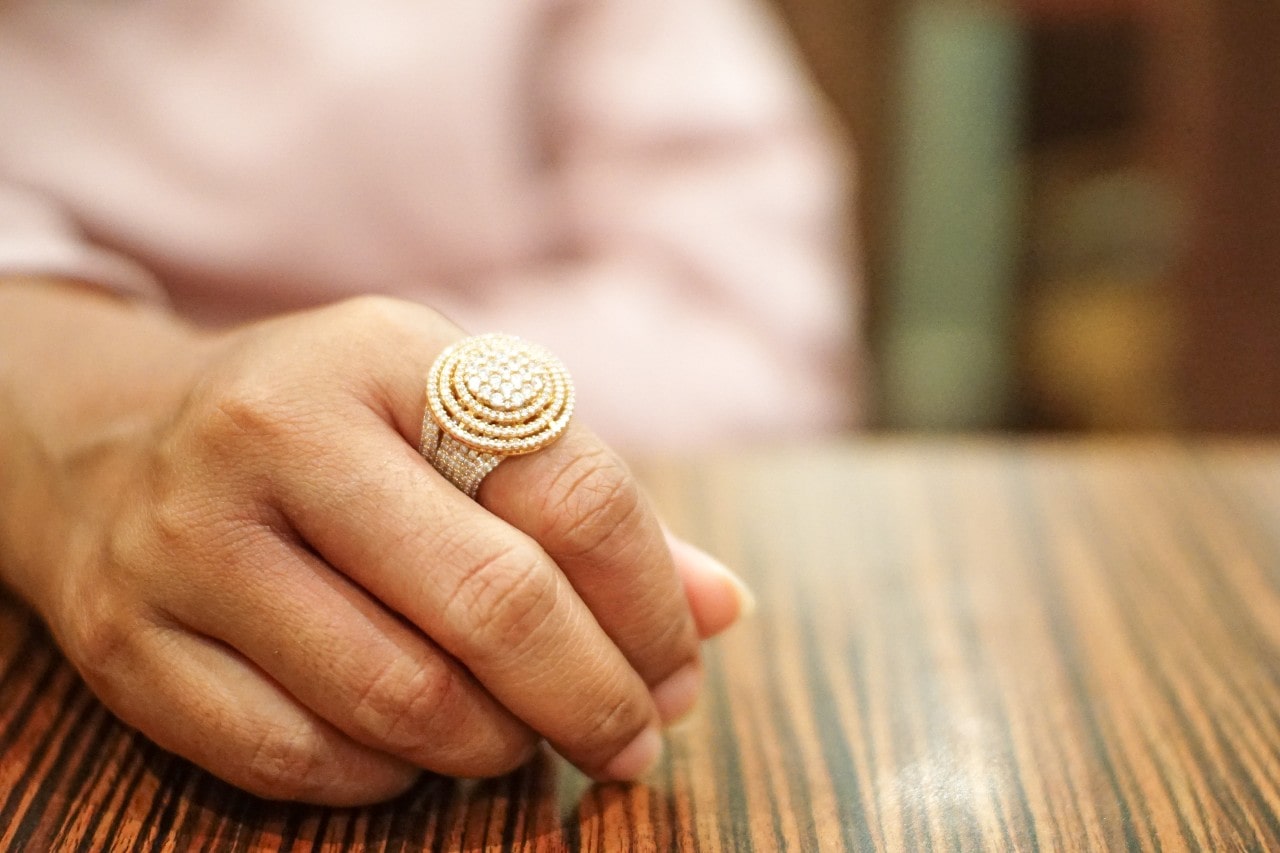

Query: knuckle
239;723;419;805
581;689;652;760
64;597;174;708
143;483;260;565
332;296;417;349
147;490;204;552
350;657;460;751
191;371;329;471
634;618;698;675
443;544;558;656
240;724;329;800
337;293;404;324
350;654;539;777
466;734;540;779
63;521;169;687
202;375;290;444
325;297;433;391
542;449;645;563
64;598;132;681
60;547;142;683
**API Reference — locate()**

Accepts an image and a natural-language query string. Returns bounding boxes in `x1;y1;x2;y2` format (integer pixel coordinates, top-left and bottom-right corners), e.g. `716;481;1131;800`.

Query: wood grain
3;442;1280;850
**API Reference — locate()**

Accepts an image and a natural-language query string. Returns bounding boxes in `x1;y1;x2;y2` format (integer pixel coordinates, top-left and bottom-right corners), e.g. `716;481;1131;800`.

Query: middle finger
478;424;703;722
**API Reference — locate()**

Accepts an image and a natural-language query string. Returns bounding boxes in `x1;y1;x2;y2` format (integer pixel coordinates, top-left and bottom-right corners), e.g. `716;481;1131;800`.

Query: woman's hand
0;288;750;805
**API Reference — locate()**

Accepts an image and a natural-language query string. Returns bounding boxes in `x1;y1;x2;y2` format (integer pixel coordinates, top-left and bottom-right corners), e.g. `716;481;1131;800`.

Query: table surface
3;441;1280;851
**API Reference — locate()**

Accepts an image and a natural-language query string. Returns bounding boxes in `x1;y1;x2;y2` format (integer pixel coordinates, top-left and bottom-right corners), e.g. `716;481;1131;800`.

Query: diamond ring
419;333;575;497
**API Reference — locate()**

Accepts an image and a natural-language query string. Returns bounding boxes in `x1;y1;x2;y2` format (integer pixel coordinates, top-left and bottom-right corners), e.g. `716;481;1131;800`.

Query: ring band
419;333;575;497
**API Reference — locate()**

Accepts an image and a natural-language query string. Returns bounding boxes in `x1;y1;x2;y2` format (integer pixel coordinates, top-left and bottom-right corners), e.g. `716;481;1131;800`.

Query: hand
5;295;751;804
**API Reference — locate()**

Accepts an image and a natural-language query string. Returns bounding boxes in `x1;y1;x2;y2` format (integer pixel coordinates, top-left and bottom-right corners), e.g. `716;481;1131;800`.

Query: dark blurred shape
767;0;898;368
1026;19;1143;148
1015;9;1183;432
1175;1;1280;432
767;0;1280;434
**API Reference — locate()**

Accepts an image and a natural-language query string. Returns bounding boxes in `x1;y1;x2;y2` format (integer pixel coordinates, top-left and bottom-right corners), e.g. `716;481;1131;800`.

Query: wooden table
3;442;1279;850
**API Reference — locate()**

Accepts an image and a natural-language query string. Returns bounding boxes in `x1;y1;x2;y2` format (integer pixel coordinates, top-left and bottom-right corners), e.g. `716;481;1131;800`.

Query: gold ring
419;333;575;497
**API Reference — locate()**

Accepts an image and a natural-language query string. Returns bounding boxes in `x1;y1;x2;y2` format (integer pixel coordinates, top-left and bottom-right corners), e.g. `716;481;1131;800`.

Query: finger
665;529;756;639
478;425;704;723
79;618;419;806
277;422;664;781
160;521;537;777
332;303;703;721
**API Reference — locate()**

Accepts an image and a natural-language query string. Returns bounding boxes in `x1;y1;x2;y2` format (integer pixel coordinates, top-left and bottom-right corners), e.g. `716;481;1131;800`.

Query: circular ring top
426;333;575;456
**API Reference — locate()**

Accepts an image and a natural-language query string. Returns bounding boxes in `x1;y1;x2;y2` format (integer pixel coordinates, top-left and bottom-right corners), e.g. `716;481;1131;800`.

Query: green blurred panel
882;3;1026;430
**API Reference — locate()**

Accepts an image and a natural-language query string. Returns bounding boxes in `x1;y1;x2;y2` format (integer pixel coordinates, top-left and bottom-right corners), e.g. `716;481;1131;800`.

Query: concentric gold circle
426;333;574;455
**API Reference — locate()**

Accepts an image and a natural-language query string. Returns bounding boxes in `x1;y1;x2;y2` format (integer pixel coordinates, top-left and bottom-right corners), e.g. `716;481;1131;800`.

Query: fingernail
601;727;663;781
718;561;757;618
666;714;701;737
689;542;757;619
652;663;703;725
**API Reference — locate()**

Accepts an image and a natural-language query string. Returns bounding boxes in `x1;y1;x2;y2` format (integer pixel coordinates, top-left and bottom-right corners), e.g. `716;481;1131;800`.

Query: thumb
663;528;756;639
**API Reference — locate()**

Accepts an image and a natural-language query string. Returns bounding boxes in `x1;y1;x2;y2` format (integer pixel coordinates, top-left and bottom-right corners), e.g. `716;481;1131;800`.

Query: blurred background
771;0;1280;433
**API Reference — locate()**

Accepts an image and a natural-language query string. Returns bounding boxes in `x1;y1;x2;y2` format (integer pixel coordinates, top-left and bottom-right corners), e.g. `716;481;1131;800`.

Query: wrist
0;279;225;613
0;280;224;453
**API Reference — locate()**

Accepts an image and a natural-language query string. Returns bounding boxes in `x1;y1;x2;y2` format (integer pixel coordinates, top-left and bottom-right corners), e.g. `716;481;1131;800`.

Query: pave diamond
425;333;575;458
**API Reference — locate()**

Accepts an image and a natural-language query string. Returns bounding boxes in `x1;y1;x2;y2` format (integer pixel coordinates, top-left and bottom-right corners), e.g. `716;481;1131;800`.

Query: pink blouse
0;0;859;450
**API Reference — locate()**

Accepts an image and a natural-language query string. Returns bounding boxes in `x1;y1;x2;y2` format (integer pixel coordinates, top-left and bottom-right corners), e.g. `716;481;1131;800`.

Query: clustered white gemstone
418;420;502;498
420;334;574;496
427;333;574;455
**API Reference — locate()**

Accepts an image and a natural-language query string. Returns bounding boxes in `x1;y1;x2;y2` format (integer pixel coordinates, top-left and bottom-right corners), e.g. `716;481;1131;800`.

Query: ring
419;333;575;497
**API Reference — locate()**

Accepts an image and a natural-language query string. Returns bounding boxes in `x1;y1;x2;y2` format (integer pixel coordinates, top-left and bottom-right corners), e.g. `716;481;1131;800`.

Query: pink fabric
0;0;858;450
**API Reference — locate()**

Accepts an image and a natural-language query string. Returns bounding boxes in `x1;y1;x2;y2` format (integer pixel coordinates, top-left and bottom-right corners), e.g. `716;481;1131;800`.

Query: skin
0;280;750;805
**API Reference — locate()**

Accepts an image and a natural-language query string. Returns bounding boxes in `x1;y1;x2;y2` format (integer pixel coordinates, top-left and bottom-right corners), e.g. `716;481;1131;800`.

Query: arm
0;281;214;611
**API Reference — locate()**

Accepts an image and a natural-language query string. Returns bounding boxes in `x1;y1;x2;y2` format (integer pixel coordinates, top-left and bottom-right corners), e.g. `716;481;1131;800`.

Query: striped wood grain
2;442;1279;850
